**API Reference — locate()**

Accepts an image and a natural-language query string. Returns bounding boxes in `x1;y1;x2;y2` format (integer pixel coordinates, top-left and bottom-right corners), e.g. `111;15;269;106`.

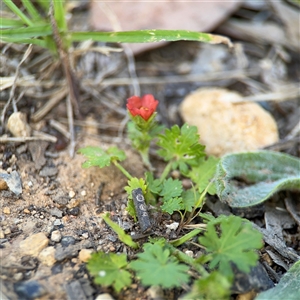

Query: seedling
79;96;264;298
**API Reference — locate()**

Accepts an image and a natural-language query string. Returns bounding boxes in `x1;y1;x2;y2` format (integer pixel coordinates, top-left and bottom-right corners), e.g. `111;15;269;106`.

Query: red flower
126;94;159;121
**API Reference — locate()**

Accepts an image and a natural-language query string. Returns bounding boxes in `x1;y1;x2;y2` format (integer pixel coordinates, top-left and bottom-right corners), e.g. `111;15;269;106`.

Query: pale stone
95;293;115;300
78;249;93;263
50;230;62;243
3;207;11;214
180;88;279;156
7;112;31;137
38;246;56;266
19;232;49;257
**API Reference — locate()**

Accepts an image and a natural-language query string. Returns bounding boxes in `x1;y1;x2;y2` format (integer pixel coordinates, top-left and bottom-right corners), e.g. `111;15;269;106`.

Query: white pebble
51;230;62;242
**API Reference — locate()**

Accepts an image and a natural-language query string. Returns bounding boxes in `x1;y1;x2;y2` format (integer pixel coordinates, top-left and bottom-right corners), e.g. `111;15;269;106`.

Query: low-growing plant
79;96;264;299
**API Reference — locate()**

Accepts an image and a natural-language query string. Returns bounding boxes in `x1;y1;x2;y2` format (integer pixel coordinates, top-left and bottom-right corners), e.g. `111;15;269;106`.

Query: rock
51;230;62;243
38;246;56;267
55;244;79;261
78;249;93;263
0;178;8;191
65;280;87;300
3;207;10;214
67;207;80;216
61;236;76;247
14;280;47;299
7;112;31;137
39;166;58;177
180;88;279;156
28;141;48;170
95;293;115;300
0;171;22;196
50;207;63;218
19;232;49;257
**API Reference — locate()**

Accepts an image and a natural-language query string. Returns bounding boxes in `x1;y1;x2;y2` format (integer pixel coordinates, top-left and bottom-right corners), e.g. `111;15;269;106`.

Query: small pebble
51;230;62;243
53;219;62;226
24;208;30;214
78;249;93;262
95;293;115;300
67;198;80;209
185;250;194;258
14;280;46;299
81;190;87;196
0;229;5;239
61;236;76;247
82;232;89;239
13;273;24;281
38;246;56;267
19;233;49;257
3;207;11;214
68;207;80;216
50;207;63;218
27;181;33;187
4;227;11;235
69;190;76;198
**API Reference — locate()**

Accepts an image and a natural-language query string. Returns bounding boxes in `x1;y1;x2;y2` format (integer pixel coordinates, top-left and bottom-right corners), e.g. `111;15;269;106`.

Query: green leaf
216;151;300;207
145;171;162;195
161;197;183;214
199;215;263;277
87;252;131;292
101;212;138;249
130;242;190;288
124;177;147;200
78;146;126;168
0;25;52;39
181;189;199;212
21;0;41;21
157;124;205;173
53;0;67;31
3;0;33;26
160;177;183;200
189;156;220;195
70;30;232;48
255;260;300;300
0;18;25;28
184;271;232;300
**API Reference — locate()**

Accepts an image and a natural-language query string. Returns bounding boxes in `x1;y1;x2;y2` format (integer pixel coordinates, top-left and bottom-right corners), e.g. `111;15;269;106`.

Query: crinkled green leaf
160;178;183;200
145;171;162;195
157;124;205;173
216;151;300;207
78;146;126;168
184;271;232;300
181;189;199;212
199;215;263;277
125;178;147;220
130;242;189;288
256;260;300;300
188;156;220;195
87;252;131;293
161;197;183;214
124;177;147;200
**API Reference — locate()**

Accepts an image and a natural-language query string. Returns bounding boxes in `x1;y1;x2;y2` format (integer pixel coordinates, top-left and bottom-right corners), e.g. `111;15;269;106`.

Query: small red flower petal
126;94;159;121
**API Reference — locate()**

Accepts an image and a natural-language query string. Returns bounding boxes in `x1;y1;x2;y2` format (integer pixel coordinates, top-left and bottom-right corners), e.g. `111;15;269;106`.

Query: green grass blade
0;25;52;39
0;18;25;28
53;0;67;31
21;0;42;20
35;0;50;12
0;37;49;48
70;29;232;47
3;0;33;26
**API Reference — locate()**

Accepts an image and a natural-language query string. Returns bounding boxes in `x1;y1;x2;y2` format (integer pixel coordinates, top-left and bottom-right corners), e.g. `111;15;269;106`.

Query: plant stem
113;161;133;180
159;161;173;183
166;243;209;277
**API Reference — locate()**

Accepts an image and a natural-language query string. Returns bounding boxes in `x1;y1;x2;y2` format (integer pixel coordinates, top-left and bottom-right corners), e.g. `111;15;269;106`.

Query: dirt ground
1;1;300;300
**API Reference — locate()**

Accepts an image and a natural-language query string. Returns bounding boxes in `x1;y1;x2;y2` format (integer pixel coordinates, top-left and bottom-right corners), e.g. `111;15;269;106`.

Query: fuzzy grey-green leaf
215;151;300;207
